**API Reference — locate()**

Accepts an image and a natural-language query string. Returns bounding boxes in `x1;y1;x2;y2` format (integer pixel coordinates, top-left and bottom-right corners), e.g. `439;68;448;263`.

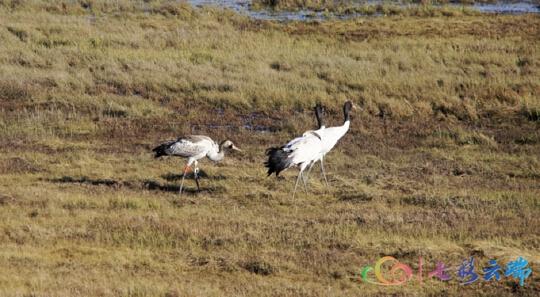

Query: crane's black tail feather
265;147;292;176
152;141;173;158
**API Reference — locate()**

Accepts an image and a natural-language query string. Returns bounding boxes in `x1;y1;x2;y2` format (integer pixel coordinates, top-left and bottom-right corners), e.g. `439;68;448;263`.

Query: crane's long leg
292;170;303;199
194;161;201;192
302;170;308;193
179;166;190;195
304;160;316;185
320;156;329;187
179;159;194;195
293;164;310;199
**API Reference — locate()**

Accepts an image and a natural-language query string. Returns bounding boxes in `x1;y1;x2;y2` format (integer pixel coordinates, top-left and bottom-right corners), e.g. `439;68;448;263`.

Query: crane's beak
232;145;242;152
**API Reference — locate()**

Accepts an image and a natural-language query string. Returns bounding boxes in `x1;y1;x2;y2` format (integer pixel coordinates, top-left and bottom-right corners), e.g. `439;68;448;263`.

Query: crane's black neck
343;103;352;123
315;104;324;129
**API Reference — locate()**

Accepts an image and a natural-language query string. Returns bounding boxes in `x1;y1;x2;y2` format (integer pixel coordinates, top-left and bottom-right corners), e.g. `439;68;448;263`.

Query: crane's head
220;140;242;152
344;100;357;113
343;100;357;122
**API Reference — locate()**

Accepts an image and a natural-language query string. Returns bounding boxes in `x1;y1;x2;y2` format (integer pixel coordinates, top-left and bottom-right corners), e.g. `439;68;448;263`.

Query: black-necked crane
314;103;325;130
265;105;326;198
303;103;326;135
305;100;356;186
153;135;241;195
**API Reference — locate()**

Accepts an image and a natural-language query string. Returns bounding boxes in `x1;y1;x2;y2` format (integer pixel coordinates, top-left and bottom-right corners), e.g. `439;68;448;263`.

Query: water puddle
473;2;540;13
187;1;540;21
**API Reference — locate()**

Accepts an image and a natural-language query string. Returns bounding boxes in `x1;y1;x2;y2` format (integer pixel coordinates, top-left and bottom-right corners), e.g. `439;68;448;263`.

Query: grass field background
0;1;539;296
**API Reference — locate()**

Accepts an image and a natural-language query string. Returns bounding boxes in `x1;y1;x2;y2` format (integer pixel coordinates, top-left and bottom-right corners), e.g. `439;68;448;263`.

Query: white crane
265;105;325;198
153;135;241;195
305;100;356;186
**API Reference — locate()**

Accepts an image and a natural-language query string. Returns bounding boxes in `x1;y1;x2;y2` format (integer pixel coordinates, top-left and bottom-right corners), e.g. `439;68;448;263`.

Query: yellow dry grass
0;1;539;296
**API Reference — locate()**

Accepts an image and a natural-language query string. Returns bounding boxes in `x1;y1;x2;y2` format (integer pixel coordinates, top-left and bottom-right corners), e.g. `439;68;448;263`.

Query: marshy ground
0;1;539;296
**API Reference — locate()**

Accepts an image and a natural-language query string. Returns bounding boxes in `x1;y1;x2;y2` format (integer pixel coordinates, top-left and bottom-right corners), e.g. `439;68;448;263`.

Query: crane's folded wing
167;139;208;157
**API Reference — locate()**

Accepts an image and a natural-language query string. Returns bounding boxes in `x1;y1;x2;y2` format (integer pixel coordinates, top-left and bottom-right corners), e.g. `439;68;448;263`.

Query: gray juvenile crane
153;135;241;195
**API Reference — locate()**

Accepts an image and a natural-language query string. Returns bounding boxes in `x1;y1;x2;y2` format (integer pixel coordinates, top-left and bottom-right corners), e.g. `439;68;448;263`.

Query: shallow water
473;2;540;13
187;1;540;21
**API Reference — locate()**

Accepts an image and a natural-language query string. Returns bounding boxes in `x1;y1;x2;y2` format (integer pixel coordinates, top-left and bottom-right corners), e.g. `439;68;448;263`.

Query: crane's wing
283;132;321;151
186;135;219;154
265;133;322;176
153;137;209;158
302;129;323;140
282;134;322;164
170;138;209;157
184;135;214;143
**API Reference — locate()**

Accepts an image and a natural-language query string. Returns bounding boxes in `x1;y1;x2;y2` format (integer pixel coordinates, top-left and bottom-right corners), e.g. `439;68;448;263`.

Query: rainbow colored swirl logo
360;256;414;286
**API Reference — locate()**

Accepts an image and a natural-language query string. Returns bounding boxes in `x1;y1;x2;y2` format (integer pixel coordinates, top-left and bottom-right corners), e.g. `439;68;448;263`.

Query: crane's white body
283;133;324;169
306;118;351;185
265;101;354;197
302;125;325;138
277;132;324;198
304;120;350;161
318;120;350;154
280;120;351;196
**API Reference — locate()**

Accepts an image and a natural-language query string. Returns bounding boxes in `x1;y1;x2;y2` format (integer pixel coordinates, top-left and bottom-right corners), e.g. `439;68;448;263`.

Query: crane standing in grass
305;100;356;186
153;135;241;195
265;104;326;198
